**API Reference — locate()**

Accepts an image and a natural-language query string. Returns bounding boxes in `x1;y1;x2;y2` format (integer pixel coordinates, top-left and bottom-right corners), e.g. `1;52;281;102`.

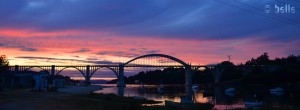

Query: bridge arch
24;66;50;73
91;67;118;78
56;66;85;77
123;54;189;67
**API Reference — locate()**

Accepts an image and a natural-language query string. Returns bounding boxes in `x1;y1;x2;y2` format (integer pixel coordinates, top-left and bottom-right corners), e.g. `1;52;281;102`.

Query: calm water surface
94;84;300;110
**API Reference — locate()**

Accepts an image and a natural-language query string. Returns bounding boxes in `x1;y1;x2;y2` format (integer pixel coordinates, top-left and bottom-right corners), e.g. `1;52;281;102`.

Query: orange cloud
1;28;298;66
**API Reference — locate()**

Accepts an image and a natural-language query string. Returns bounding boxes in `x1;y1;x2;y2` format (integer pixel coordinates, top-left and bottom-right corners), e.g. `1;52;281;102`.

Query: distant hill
90;80;108;84
107;68;215;84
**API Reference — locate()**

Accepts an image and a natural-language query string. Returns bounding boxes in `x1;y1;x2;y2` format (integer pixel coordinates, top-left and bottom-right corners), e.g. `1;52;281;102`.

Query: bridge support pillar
51;65;55;75
85;65;91;85
184;64;193;102
14;65;19;72
185;65;192;86
117;64;126;87
213;66;222;84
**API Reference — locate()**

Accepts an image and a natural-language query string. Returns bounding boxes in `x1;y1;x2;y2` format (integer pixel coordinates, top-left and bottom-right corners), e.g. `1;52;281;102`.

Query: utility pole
227;55;231;62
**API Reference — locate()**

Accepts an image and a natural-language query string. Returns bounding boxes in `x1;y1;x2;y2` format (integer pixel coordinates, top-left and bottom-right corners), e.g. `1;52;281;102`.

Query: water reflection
94;84;300;109
183;85;193;103
117;87;124;96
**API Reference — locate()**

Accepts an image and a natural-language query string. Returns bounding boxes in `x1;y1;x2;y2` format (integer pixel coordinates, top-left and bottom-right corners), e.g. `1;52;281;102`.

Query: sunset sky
1;0;300;67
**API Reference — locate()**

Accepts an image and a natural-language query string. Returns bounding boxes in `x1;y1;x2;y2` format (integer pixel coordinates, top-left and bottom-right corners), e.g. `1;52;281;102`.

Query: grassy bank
0;90;175;110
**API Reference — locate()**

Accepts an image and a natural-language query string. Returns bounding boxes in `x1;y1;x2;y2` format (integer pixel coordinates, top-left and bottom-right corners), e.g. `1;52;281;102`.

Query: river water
94;84;300;110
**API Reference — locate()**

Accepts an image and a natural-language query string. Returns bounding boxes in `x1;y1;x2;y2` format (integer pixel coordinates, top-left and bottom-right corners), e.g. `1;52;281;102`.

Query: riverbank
0;85;166;110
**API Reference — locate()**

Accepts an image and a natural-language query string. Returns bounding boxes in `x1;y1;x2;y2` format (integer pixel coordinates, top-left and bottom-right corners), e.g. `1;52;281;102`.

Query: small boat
192;84;199;91
270;87;284;92
165;100;214;110
225;88;236;92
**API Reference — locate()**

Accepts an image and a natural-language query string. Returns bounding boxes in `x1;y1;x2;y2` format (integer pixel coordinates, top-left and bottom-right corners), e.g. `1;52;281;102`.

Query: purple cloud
0;0;299;41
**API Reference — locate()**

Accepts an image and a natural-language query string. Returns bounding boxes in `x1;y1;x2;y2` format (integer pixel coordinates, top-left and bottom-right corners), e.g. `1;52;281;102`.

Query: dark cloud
86;57;99;61
96;51;140;58
0;43;38;52
0;0;299;41
130;48;161;54
73;56;80;58
16;56;73;61
19;47;38;52
96;48;161;58
89;60;119;65
15;56;119;65
71;48;91;53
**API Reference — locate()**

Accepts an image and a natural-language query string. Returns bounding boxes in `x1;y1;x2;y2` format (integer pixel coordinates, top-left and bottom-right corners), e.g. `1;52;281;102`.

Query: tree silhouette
0;55;9;73
246;52;271;65
219;61;235;66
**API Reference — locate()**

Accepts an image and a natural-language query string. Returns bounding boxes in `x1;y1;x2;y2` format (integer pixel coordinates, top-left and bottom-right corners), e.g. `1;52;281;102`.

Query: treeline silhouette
107;53;300;85
241;53;300;85
0;55;9;74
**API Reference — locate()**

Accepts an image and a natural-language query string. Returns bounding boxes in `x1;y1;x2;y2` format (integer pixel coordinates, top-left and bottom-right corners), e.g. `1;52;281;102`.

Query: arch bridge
8;54;279;87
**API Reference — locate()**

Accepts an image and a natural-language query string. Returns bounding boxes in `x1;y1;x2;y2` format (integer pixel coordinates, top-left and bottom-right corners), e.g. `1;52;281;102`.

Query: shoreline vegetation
107;53;300;86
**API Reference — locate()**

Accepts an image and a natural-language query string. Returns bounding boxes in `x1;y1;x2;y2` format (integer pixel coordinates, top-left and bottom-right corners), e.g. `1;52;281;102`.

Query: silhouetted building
0;71;49;90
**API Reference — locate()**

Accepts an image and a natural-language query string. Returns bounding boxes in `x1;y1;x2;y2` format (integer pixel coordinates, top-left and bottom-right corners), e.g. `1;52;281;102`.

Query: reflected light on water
194;93;211;103
213;104;245;110
94;84;185;105
94;84;300;109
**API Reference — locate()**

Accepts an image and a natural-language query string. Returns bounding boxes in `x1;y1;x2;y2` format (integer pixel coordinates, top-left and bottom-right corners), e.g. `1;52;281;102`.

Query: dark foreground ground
0;89;175;110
